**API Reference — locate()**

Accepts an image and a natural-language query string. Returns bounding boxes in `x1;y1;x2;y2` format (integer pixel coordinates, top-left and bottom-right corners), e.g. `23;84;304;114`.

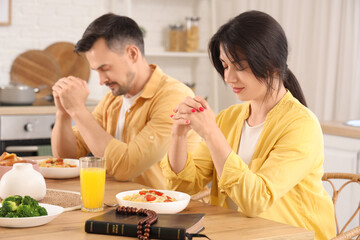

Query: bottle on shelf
185;17;200;52
168;24;184;52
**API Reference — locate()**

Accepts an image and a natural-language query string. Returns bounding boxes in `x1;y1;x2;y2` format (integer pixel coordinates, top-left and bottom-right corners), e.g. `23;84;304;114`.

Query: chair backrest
322;172;360;239
190;187;211;203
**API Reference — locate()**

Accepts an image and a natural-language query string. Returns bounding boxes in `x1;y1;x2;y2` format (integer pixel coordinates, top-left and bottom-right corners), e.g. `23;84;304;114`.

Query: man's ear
126;45;139;63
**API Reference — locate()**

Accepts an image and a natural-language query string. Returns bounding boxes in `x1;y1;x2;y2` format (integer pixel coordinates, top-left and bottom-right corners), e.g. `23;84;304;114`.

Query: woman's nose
224;69;237;84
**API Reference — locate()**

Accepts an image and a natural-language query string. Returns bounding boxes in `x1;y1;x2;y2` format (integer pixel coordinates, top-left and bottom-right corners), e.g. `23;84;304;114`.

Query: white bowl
116;189;190;214
38;158;79;179
0;163;46;201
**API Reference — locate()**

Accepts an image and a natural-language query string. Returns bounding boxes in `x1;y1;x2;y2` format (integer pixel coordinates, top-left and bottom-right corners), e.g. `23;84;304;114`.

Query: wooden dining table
0;175;314;240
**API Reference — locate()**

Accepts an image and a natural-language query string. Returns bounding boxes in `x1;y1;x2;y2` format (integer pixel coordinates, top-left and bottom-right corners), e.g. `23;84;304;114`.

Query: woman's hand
171;95;231;177
172;96;217;140
168;96;209;174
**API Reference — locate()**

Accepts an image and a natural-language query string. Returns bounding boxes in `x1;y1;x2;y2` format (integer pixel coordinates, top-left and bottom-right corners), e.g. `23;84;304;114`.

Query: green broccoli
1;195;23;213
16;204;37;217
36;205;47;216
21;195;39;207
0;207;6;217
0;195;47;218
2;199;19;212
2;195;23;206
17;205;47;217
5;212;18;218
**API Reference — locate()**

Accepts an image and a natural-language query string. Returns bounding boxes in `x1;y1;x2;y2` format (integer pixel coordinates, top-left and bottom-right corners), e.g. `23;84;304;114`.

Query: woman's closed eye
236;66;247;71
222;64;246;72
233;61;247;71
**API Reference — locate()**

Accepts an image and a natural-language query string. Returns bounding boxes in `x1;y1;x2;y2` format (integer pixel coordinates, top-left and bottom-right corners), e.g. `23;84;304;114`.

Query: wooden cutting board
44;41;90;81
10;50;62;98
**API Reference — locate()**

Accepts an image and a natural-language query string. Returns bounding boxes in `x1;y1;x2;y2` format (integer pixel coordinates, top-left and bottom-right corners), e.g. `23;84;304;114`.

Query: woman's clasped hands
170;96;217;139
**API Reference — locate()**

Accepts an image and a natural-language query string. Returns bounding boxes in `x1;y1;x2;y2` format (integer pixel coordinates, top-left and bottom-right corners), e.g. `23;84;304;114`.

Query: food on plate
0;152;27;166
0;195;48;218
39;158;77;168
123;189;177;203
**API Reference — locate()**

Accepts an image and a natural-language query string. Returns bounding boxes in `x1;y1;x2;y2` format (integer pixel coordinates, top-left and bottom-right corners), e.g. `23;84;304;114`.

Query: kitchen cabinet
110;0;221;112
323;134;360;232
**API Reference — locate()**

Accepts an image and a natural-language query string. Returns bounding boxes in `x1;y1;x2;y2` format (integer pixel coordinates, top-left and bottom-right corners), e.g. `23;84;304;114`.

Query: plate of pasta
0;152;39;179
37;158;79;179
115;189;190;214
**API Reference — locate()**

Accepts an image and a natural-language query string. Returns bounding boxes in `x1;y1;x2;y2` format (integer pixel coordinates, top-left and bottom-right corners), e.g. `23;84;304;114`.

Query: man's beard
110;71;135;96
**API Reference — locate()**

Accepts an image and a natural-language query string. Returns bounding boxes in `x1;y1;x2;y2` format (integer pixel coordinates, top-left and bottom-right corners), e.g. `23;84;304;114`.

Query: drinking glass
80;157;106;212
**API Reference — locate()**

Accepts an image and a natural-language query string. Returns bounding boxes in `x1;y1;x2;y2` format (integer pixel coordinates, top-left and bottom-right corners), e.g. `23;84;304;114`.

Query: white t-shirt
226;120;265;210
114;92;141;141
237;120;265;165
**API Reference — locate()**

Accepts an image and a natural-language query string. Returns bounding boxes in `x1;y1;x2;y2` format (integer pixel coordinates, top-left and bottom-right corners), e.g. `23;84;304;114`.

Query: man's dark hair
75;13;144;55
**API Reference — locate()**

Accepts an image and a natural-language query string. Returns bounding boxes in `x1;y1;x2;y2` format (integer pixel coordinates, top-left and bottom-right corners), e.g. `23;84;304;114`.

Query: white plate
38;158;79;179
0;203;64;228
116;189;190;214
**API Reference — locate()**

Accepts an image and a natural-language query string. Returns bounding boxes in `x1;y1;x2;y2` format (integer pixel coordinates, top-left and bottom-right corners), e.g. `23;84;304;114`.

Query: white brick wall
0;0;111;100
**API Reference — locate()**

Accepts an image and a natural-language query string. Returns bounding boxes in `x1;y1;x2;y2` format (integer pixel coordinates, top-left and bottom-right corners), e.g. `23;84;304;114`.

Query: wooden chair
189;173;360;239
191;187;211;203
322;172;360;240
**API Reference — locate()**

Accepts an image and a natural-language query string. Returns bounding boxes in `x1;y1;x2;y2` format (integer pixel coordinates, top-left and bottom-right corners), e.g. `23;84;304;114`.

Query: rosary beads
116;206;158;240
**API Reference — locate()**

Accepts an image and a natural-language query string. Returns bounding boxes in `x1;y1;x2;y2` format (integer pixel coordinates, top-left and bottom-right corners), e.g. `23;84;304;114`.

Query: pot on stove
0;83;39;105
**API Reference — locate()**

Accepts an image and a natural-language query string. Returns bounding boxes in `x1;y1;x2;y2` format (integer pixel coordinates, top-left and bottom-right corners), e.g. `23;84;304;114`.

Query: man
51;13;200;188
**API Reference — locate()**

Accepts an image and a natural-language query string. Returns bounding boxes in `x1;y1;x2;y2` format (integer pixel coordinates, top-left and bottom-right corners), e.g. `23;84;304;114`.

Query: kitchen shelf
146;51;208;58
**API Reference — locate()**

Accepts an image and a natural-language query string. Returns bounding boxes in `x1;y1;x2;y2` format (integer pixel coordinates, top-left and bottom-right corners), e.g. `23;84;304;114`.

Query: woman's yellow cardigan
161;91;336;240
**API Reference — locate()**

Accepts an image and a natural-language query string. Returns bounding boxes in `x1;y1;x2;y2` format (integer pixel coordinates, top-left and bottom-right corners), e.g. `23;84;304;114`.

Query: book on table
85;209;205;240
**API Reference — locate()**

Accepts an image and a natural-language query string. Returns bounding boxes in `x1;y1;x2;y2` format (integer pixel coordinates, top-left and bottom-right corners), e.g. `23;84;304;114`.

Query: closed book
84;209;205;240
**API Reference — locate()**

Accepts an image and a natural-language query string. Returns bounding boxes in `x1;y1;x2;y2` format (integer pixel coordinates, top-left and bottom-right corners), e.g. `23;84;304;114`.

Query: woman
160;10;335;239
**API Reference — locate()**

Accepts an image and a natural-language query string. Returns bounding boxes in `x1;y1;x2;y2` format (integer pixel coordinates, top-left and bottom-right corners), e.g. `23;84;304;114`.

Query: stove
0;99;97;156
0;114;55;156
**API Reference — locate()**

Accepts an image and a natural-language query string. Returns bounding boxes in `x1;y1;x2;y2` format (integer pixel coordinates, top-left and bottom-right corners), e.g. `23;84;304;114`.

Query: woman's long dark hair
208;10;307;106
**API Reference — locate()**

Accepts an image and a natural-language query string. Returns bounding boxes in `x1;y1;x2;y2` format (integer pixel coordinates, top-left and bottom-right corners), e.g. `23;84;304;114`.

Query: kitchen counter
321;121;360;139
0;99;98;115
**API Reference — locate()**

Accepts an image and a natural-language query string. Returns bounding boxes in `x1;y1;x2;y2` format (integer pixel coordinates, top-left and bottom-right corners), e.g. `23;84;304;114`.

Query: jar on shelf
185;17;200;52
168;24;184;52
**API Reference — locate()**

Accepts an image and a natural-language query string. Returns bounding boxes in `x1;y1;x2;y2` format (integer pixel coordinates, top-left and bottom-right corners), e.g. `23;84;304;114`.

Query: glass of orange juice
80;157;106;212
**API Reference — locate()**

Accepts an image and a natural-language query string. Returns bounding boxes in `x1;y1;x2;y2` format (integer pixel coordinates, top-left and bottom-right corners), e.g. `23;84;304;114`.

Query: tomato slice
154;191;163;196
139;190;147;195
164;199;172;202
146;194;156;201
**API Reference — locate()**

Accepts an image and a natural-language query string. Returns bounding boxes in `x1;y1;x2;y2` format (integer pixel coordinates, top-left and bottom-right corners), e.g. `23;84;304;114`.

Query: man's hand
52;76;89;116
52;89;68;116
